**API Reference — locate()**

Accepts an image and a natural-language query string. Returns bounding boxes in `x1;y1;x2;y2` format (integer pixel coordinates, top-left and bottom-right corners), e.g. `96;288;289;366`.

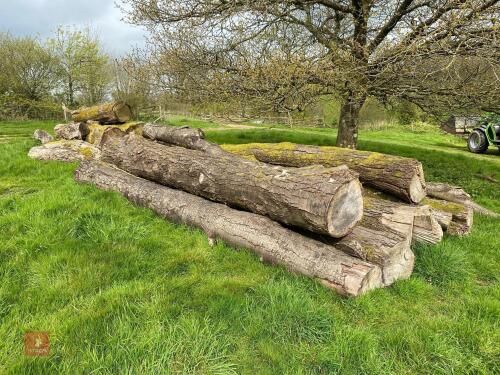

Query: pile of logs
30;102;493;297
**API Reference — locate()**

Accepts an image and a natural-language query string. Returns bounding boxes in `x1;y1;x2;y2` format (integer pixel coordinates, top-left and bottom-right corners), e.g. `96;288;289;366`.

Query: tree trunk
33;129;53;144
426;182;498;218
100;129;363;238
71;101;132;124
222;142;426;203
332;196;415;286
54;122;89;140
143;123;224;156
422;197;473;236
28;140;101;163
336;96;365;149
74;161;383;297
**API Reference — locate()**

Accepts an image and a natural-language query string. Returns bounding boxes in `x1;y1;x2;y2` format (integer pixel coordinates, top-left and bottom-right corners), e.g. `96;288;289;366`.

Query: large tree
122;0;499;148
47;27;110;107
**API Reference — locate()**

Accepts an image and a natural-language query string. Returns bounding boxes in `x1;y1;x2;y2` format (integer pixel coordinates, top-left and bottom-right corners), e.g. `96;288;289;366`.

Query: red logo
24;332;50;356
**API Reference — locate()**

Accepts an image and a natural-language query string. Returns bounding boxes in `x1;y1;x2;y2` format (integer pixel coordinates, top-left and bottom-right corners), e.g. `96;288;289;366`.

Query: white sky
0;0;146;56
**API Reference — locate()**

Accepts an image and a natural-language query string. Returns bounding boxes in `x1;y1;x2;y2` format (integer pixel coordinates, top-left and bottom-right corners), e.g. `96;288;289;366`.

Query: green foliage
47;26;110;107
0;121;499;374
0;94;62;121
0;34;58;101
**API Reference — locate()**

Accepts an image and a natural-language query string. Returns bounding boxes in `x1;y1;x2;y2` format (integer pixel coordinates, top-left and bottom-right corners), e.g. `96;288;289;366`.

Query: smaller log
143;123;226;156
54;122;88;140
28;140;101;163
422;197;473;236
427;182;499;218
333;196;415;285
71;101;132;124
33;129;53;144
75;161;383;297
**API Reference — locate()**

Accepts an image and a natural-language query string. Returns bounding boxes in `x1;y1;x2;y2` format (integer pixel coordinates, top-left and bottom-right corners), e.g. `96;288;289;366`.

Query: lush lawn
0;120;498;374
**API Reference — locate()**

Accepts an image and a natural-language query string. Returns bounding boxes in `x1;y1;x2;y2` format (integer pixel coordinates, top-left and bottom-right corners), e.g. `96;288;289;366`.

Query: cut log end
327;179;364;237
409;173;427;204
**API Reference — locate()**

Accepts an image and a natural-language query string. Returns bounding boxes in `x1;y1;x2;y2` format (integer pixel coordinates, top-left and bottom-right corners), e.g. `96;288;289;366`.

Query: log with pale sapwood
74;161;383;297
54;122;89;140
33;129;53;144
28;140;101;163
71;101;132;124
99;128;364;238
221;142;426;203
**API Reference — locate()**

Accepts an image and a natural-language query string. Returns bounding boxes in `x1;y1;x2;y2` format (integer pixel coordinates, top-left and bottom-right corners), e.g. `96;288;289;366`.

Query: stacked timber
28;104;493;297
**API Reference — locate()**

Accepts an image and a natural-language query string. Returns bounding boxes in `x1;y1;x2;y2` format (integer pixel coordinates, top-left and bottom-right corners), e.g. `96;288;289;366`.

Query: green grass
0;120;499;374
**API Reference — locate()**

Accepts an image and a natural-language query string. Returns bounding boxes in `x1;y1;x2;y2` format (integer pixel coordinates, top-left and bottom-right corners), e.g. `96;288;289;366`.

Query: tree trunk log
143;123;224;156
100;129;363;238
422;197;473;236
28;140;101;163
222;142;426;203
74;161;383;297
71;101;132;124
332;196;415;285
412;205;444;244
33;129;53;144
85;122;144;145
427;182;498;218
54;122;89;140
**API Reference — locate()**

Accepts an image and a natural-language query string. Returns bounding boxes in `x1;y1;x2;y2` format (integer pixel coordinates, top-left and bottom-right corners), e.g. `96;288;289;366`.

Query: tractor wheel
468;129;488;153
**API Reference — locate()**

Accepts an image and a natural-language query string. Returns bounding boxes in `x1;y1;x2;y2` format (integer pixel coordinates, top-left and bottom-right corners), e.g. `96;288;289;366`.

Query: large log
222;142;426;203
85;122;144;145
100;129;363;238
74;161;383;297
71;101;132;124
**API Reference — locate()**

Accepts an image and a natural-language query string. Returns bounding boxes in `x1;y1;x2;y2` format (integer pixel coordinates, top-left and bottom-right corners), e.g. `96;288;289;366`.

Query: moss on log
71;101;132;124
222;142;426;203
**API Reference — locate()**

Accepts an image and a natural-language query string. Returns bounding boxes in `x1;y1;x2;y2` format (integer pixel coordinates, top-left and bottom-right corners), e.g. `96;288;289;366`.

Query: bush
0;94;63;120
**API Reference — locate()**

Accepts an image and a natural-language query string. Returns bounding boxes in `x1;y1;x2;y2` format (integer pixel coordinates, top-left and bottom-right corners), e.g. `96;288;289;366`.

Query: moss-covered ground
0;120;498;374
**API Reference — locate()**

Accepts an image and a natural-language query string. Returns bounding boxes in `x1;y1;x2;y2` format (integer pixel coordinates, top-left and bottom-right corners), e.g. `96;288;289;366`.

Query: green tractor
467;116;500;154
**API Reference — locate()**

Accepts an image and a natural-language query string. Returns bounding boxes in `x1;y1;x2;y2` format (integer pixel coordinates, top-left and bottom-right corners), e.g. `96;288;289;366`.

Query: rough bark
427;182;499;218
54;122;89;140
74;161;383;297
100;129;363;238
143;123;224;156
422;197;474;236
33;129;53;144
28;140;101;163
332;196;415;286
222;142;426;203
336;97;365;149
71;101;132;124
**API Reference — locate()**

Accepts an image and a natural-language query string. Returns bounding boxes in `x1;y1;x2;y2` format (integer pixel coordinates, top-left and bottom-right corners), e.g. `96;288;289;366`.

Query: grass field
0;120;499;374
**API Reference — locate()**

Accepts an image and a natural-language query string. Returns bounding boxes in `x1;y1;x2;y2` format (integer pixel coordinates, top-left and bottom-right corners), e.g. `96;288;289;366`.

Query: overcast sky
0;0;146;55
